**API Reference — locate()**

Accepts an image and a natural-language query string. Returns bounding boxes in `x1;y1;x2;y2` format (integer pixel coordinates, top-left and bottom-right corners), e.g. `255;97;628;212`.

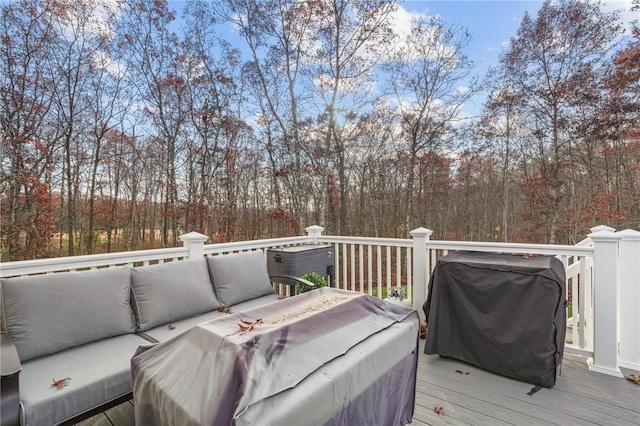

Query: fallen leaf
52;377;71;389
419;322;427;339
167;324;176;330
626;374;640;385
455;369;470;375
433;406;445;415
217;306;231;313
238;318;263;334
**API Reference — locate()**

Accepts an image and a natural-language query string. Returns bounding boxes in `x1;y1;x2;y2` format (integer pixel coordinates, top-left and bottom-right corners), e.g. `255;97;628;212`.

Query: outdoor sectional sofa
0;250;311;426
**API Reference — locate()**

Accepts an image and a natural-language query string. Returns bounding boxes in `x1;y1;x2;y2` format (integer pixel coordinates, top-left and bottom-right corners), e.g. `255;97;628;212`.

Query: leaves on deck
455;369;470;375
433;406;445;415
217;305;231;313
626;374;640;385
419;322;427;339
167;324;176;330
238;318;263;334
52;377;71;389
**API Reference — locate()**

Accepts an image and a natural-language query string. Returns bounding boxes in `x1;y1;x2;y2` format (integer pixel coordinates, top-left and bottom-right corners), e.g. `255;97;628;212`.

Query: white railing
1;224;638;377
315;235;413;300
0;235;315;279
0;246;190;277
316;233;595;357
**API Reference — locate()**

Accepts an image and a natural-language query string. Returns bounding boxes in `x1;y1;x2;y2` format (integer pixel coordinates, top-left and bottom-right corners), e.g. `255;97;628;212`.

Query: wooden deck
76;340;640;426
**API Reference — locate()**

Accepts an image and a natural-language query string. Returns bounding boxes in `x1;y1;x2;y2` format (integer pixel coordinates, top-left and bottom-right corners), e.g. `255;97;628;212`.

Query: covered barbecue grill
423;251;567;388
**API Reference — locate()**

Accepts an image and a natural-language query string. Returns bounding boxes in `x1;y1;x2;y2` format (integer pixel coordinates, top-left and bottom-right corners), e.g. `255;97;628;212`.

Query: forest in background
1;0;639;261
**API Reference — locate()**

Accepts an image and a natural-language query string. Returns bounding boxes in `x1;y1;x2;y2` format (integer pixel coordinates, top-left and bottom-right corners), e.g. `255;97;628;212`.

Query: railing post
305;225;325;244
410;227;432;322
617;228;640;371
179;232;209;259
587;227;623;377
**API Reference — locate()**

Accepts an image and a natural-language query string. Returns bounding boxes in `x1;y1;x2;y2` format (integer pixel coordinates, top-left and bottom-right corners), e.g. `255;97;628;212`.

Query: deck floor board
75;340;640;425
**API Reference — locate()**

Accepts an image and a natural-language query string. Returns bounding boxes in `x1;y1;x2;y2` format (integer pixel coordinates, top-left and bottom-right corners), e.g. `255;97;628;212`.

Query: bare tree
83;12;131;253
310;0;397;234
181;0;241;238
1;0;58;260
384;15;479;234
116;0;187;246
498;0;622;243
214;0;320;233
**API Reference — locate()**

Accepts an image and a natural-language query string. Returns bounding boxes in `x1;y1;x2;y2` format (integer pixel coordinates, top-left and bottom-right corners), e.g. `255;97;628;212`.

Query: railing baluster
407;247;412;304
332;243;339;289
376;245;382;298
396;246;401;289
367;245;373;296
341;243;348;291
386;246;391;296
567;256;578;347
350;244;356;292
579;257;587;349
357;244;363;293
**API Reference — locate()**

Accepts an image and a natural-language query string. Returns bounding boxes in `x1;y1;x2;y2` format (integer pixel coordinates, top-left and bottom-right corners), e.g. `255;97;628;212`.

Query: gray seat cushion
18;333;149;426
207;251;275;306
131;259;220;332
230;293;281;313
1;267;135;362
143;310;226;342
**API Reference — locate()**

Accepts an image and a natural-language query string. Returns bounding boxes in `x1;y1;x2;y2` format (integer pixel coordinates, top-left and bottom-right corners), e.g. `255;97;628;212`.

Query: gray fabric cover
237;319;417;426
423;251;566;388
18;333;149;426
131;259;220;332
132;288;419;425
1;267;135;362
143;294;280;342
207;251;274;306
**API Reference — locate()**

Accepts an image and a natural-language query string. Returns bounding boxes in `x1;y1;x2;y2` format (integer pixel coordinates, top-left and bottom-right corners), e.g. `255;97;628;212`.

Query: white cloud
601;0;638;32
455;86;470;96
90;50;126;78
54;0;123;41
385;5;431;59
388;5;425;42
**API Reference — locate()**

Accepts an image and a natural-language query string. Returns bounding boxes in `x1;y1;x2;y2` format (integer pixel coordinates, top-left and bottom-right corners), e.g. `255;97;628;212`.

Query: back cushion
131;258;219;331
207;251;274;306
1;267;135;362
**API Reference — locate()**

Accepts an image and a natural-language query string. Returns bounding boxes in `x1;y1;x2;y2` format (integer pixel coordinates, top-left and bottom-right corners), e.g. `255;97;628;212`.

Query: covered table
132;287;419;425
423;251;566;388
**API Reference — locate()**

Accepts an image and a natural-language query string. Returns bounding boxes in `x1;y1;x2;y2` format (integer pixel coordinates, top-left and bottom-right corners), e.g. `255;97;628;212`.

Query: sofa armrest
1;332;21;426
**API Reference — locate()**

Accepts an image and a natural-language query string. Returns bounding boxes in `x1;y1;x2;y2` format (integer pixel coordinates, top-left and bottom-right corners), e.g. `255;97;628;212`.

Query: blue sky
400;0;635;80
166;0;636;116
166;1;636;76
403;1;544;73
389;0;635;117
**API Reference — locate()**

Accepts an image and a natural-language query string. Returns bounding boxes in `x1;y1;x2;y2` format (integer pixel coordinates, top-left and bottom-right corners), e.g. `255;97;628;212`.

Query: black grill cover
423;251;566;388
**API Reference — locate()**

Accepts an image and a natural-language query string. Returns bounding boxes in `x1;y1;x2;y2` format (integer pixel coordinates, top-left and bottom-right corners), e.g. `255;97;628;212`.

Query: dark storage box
267;244;334;285
423;251;566;388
